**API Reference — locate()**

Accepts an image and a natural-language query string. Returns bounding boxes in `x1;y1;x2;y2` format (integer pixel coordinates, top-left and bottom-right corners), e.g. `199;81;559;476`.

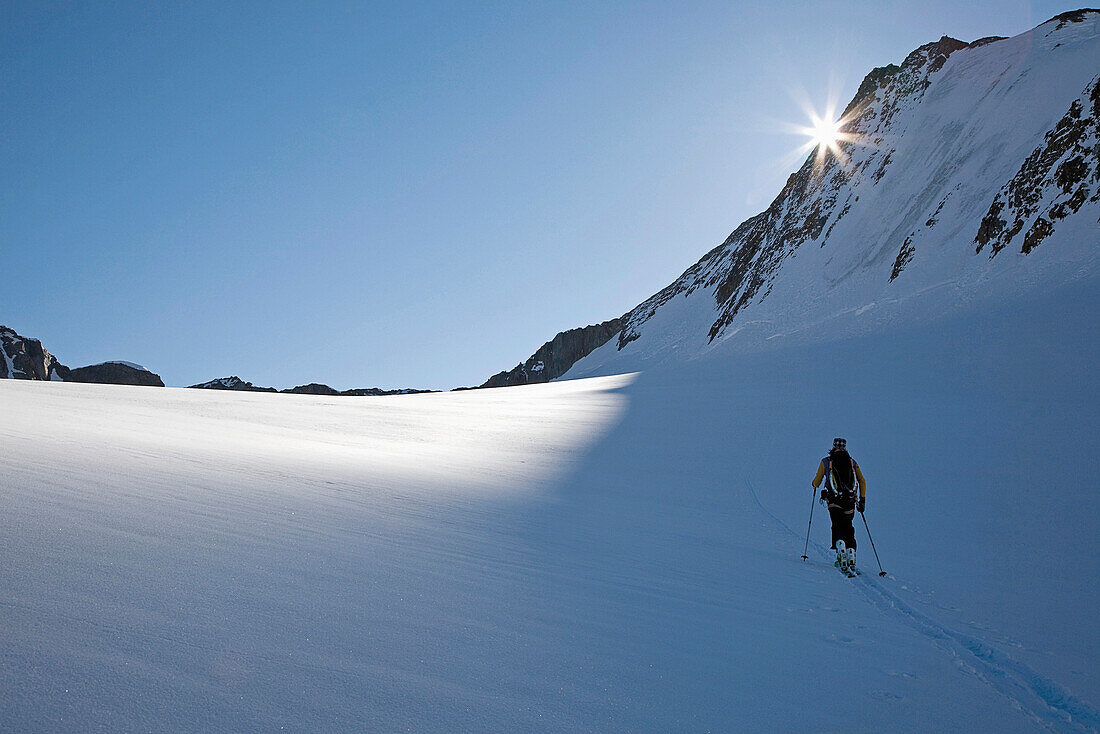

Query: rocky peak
1048;8;1100;30
562;13;1100;380
0;326;69;381
482;318;623;388
901;36;970;75
189;376;277;392
1;326;164;386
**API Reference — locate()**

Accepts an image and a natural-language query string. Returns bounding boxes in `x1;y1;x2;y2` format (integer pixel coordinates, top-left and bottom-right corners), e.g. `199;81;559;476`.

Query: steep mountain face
0;326;69;381
481;318;622;388
566;11;1099;379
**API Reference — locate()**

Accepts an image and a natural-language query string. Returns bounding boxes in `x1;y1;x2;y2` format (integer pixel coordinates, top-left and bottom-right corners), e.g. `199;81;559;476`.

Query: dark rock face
189;376;278;392
975;75;1100;256
67;362;165;387
2;327;163;386
190;376;433;396
0;326;70;380
481;318;623;388
282;383;341;396
1049;8;1100;29
340;387;435;396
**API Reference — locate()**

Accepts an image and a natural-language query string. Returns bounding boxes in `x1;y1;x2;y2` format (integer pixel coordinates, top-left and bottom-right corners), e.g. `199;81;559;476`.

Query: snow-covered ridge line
565;10;1100;379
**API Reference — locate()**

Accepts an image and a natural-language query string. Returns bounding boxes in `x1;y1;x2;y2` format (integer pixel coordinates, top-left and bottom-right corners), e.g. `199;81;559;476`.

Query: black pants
828;506;856;550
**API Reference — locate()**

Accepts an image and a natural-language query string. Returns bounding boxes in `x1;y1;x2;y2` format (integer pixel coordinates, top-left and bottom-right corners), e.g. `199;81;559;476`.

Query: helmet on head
833;437;847;450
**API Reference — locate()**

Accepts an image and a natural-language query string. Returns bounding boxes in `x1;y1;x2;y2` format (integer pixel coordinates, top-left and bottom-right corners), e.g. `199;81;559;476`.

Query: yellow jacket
812;458;867;499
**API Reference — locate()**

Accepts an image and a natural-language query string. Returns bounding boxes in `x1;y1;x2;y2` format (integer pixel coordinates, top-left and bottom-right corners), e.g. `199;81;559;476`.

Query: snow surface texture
567;14;1100;381
2;276;1097;731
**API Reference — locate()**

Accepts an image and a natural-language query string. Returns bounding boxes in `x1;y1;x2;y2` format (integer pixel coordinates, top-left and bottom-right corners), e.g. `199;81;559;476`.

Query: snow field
1;276;1097;731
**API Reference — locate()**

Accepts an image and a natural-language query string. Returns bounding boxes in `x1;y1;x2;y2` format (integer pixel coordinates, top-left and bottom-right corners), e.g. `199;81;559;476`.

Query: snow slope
2;274;1097;731
567;13;1099;380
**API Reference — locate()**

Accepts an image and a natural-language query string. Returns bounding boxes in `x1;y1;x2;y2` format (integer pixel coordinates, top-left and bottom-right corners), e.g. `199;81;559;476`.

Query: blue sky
1;1;1083;389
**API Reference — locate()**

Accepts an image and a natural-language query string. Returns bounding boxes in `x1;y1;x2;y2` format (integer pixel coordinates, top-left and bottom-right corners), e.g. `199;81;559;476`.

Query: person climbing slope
811;437;867;574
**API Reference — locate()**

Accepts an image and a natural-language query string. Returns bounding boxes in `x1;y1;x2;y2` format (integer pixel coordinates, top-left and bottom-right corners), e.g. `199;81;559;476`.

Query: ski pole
859;511;887;577
801;487;817;560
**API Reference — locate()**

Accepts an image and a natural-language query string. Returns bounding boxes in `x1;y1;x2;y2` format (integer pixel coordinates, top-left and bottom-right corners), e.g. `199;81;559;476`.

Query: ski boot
834;540;855;577
845;546;858;574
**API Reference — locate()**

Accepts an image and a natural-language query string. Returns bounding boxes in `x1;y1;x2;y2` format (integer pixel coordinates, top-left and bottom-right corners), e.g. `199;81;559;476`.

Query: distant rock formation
0;326;69;381
2;326;162;386
67;362;165;387
189;376;278;392
339;387;435;397
282;383;341;396
190;376;435;397
481;318;623;388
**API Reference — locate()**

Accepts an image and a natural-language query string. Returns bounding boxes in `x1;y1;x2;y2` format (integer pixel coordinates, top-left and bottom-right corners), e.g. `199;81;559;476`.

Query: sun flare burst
795;106;855;169
810;114;842;150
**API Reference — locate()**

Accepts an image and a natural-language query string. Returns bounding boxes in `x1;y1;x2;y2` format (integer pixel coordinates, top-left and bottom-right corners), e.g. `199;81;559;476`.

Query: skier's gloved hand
819;489;828;503
857;497;866;513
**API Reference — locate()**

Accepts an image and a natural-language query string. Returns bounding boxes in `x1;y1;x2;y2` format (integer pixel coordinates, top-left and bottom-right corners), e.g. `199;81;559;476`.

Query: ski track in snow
2;277;1095;730
745;478;1100;734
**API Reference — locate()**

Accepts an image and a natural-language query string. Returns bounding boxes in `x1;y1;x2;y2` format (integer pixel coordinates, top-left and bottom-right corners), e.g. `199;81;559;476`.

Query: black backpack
826;450;858;508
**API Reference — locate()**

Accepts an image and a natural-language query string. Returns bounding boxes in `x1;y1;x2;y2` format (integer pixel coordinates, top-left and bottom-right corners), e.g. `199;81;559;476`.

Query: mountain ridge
560;9;1099;380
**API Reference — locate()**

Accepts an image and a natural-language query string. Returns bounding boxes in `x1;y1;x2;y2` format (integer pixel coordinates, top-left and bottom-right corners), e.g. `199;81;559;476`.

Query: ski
835;561;856;578
832;540;860;577
834;540;856;577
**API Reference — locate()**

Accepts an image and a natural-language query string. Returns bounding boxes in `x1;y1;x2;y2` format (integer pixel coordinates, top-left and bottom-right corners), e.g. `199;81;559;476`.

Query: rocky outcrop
190;376;434;396
975;74;1100;256
282;383;341;396
481;318;623;388
67;362;165;387
189;376;278;392
340;387;435;396
2;326;164;386
0;326;70;381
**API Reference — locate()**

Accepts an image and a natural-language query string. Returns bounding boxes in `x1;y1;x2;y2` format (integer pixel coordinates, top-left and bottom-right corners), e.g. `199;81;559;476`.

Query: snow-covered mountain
190;375;279;392
566;10;1099;379
2;13;1098;732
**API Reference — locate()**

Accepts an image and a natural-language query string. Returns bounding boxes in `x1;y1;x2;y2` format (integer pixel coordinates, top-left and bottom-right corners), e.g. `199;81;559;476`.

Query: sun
772;85;870;180
810;114;842;150
797;107;854;169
